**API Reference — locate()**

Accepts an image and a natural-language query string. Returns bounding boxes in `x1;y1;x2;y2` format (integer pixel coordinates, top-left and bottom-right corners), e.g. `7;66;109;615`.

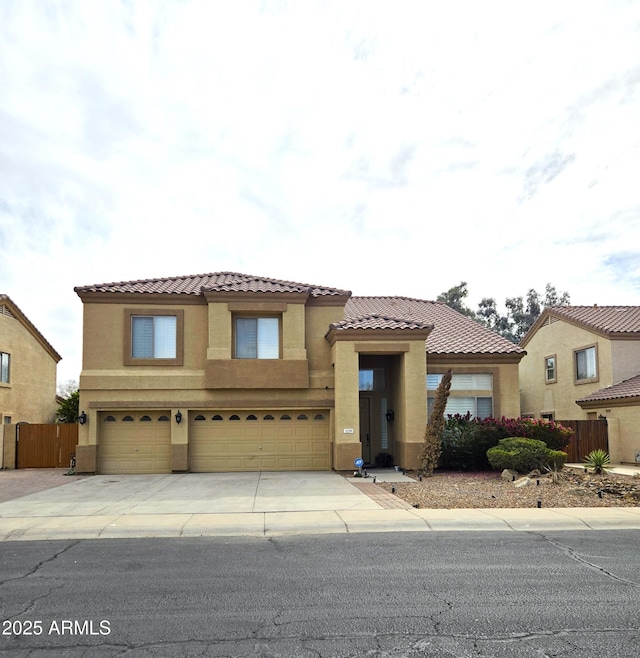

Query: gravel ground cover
376;469;640;509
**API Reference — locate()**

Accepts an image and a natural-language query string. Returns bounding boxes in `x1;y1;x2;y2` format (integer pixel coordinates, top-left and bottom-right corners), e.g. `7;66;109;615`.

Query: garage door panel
99;412;171;475
190;410;330;472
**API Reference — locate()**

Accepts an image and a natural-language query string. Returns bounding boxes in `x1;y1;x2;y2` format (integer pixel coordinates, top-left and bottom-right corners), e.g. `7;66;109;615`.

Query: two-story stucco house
74;272;524;475
1;295;61;467
519;305;640;464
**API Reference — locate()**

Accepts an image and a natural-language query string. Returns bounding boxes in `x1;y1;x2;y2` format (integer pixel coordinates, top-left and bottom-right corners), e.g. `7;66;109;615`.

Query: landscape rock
514;477;531;488
501;469;519;482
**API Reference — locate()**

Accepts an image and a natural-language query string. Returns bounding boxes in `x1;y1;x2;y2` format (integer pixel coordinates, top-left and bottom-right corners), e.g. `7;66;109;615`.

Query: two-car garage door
98;410;330;474
190;411;330;472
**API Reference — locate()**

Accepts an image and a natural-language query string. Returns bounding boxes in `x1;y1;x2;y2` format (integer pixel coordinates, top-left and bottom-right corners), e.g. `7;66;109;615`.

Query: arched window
263;414;275;420
297;414;308;420
230;414;240;421
280;414;291;420
247;414;258;421
104;415;116;422
158;415;170;421
140;415;152;422
313;414;325;421
194;414;206;421
123;415;134;422
212;415;223;421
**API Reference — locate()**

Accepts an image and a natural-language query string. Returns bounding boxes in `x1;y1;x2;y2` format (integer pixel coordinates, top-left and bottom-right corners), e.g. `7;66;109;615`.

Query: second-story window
545;355;556;383
235;317;279;359
575;345;597;382
1;352;10;383
131;316;177;359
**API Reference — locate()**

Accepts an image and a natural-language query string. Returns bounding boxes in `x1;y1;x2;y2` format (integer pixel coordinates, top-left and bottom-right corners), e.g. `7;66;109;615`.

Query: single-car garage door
190;410;330;472
99;411;172;474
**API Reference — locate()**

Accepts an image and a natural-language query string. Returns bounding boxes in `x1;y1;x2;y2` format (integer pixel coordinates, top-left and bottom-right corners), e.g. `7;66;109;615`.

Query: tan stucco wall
610;340;640;384
77;296;344;472
0;312;58;425
520;320;616;420
576;404;640;464
428;360;521;419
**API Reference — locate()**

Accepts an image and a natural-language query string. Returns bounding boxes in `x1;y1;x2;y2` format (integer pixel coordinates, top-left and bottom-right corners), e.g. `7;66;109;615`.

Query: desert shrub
583;449;611;474
487;437;567;473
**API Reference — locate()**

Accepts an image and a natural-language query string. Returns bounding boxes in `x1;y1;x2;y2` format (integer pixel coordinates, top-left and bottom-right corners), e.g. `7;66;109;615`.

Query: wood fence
16;424;78;468
558;419;609;463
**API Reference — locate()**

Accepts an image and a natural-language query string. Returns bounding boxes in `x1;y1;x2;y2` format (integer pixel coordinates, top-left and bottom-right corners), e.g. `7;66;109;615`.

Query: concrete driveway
0;471;382;517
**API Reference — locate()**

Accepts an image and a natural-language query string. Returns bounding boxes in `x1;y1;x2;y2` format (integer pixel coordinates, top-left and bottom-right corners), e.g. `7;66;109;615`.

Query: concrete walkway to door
2;469;640;541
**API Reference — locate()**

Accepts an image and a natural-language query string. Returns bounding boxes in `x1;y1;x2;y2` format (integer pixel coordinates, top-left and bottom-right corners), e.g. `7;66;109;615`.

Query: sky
1;0;639;386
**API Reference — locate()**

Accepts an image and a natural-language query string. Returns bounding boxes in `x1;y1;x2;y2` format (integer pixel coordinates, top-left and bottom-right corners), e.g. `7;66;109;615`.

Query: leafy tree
56;389;79;423
438;282;570;343
436;282;476;318
419;369;452;475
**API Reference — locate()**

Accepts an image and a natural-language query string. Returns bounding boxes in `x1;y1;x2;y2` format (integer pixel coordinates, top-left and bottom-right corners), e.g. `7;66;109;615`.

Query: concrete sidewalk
1;469;639;541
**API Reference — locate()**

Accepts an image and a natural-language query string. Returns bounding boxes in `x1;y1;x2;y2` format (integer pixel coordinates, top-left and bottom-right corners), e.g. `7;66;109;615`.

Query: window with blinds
131;316;177;358
427;373;493;391
235;317;279;359
1;352;9;383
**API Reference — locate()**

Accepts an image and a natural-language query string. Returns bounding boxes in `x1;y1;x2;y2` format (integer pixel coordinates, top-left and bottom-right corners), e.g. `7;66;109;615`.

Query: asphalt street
1;531;640;657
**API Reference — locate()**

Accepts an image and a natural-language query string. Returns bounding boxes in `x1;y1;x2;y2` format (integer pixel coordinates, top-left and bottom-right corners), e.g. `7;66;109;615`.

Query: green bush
440;415;496;470
487;437;567;473
439;415;574;471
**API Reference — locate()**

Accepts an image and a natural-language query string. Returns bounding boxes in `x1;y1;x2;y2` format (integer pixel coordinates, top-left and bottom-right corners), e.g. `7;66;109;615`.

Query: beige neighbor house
1;295;62;467
519;305;640;464
73;272;525;475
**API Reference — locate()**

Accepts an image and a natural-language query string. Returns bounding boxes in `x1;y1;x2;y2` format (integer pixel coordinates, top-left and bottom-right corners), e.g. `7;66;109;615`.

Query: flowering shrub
440;414;573;470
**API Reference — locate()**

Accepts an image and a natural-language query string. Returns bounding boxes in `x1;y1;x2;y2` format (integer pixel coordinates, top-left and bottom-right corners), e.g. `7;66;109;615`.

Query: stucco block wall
0;312;58;424
520;320;614;420
429;361;521;419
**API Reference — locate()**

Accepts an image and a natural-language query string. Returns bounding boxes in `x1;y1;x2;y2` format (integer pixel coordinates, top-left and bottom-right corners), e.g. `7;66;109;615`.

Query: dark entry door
359;398;371;464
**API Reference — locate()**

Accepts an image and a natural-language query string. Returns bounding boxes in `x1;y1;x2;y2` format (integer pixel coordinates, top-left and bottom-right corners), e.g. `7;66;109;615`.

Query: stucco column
75;406;97;473
396;343;427;470
332;341;361;470
171;408;189;472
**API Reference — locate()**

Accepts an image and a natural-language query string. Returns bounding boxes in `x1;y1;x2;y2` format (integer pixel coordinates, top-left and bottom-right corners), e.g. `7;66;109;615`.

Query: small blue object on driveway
354;458;364;468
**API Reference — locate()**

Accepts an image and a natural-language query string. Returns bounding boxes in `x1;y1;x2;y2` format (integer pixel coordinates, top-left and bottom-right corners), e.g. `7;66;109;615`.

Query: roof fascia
428;352;525;365
203;290;310;304
75;291;205;305
2;297;62;362
325;327;432;347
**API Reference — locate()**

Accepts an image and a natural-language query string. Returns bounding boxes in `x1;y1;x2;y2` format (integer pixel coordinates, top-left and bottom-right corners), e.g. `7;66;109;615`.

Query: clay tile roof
544;306;640;336
577;374;640;405
75;272;351;298
345;297;525;355
329;315;434;332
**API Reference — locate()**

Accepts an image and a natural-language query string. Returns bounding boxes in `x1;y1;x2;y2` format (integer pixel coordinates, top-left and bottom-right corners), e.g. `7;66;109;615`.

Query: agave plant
583;449;611;474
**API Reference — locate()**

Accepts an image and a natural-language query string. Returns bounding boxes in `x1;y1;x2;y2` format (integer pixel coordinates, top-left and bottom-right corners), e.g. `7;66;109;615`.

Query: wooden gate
558;420;609;462
16;424;78;468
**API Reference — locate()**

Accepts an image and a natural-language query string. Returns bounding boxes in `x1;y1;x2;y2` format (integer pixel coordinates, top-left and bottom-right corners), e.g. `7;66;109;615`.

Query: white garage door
99;411;171;474
190;410;330;472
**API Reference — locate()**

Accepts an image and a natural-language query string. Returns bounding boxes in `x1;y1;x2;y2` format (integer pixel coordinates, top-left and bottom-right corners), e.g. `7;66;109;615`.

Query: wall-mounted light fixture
78;411;87;425
385;409;395;423
175;410;183;424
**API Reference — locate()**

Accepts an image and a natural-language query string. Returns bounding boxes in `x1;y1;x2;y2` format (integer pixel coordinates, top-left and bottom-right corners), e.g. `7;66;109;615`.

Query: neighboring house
1;295;61;467
73;272;525;475
519;305;640;464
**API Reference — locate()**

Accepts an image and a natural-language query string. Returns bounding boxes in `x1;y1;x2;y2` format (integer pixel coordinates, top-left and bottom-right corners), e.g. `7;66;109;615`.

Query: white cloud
1;0;639;383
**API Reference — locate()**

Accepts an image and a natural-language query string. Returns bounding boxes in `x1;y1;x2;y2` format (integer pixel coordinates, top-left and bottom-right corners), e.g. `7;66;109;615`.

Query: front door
359;398;371;464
